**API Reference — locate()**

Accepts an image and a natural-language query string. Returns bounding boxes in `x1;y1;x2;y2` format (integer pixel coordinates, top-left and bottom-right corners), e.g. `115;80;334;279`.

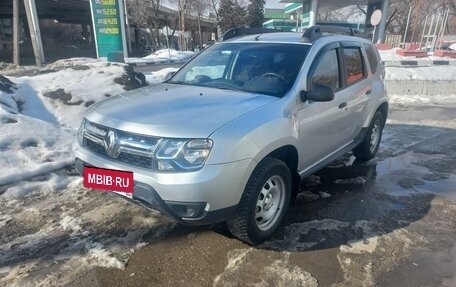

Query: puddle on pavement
284;150;454;252
375;151;456;200
377;244;456;287
304;150;456;201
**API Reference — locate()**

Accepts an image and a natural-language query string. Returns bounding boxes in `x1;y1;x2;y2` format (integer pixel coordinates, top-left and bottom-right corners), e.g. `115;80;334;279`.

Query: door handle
339;102;347;109
366;90;372;95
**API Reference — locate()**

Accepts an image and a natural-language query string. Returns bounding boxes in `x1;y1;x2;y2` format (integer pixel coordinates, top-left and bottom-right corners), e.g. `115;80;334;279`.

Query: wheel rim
255;175;286;231
369;119;381;153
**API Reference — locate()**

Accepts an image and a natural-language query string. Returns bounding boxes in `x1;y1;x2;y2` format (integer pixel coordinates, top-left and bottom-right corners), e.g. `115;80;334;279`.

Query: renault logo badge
104;130;120;158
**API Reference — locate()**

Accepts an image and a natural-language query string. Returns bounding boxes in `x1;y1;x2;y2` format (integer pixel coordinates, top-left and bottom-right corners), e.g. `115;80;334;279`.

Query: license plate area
83;166;134;195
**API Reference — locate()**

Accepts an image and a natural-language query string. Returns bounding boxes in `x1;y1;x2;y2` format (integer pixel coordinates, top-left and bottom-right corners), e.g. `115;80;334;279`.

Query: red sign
83;166;134;193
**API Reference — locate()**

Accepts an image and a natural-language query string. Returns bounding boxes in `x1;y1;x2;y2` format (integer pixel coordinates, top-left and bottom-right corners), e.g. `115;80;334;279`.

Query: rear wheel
227;158;291;245
353;111;385;161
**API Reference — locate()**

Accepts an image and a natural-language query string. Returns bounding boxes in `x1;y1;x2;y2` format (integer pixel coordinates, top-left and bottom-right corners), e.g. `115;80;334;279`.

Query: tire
353;111;385;161
227;157;291;245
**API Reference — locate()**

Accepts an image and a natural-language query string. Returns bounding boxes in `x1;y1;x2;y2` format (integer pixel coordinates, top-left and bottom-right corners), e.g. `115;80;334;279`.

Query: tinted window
364;43;379;74
343;48;365;85
311;49;340;90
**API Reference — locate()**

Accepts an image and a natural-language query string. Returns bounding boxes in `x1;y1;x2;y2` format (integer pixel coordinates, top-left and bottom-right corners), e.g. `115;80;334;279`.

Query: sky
266;0;286;9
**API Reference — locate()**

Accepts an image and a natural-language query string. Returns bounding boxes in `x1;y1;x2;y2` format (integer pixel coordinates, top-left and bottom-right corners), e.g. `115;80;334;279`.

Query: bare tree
127;0;173;49
218;0;247;33
209;0;221;36
188;0;211;48
319;5;366;22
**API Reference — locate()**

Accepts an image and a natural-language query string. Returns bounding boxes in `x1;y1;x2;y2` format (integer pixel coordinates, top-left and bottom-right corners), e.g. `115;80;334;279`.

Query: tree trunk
154;27;161;50
198;14;203;49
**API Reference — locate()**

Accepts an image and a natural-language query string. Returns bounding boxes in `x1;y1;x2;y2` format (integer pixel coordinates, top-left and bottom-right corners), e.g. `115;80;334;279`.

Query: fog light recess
166;202;206;219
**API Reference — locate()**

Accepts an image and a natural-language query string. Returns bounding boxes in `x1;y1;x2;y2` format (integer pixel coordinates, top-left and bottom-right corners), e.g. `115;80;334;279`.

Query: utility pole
402;4;412;47
13;0;20;65
24;0;45;66
123;0;132;53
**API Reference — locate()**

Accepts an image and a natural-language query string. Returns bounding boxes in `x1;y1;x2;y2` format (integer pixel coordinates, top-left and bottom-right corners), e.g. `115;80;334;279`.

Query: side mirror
300;83;335;102
165;71;176;80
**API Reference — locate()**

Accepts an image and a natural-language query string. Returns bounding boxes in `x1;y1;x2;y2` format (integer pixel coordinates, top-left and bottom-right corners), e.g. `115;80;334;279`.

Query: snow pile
385;65;456;96
0;60;178;286
45;57;104;70
0;58;174;194
385;66;456;81
143;67;179;85
389;94;456;108
0;61;130;188
127;49;194;64
144;49;194;62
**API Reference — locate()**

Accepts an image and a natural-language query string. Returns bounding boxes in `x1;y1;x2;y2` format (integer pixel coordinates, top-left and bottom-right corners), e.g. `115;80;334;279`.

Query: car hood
85;83;277;138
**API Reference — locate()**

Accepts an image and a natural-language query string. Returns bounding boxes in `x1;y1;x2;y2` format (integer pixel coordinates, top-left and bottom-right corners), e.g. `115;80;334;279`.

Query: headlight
77;118;87;145
156;138;213;172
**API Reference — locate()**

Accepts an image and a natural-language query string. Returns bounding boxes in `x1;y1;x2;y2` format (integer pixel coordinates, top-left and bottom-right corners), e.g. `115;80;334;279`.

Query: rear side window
364;43;379;74
343;47;365;85
311;49;340;90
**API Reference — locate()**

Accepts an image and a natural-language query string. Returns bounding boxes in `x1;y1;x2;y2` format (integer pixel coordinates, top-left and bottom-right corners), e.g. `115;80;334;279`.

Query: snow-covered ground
385;65;456;81
126;49;194;64
0;59;176;193
0;59;177;286
0;58;456;286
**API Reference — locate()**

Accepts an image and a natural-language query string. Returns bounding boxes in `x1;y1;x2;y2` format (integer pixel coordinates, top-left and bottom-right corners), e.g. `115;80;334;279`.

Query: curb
384;60;456;67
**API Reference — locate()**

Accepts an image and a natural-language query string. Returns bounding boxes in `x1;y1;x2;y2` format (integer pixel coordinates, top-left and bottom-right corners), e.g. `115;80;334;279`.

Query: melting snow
0;60;178;286
334;177;367;185
126;49;194;64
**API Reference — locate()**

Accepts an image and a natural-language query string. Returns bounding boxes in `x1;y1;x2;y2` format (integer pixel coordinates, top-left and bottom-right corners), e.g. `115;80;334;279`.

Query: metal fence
385;34;403;48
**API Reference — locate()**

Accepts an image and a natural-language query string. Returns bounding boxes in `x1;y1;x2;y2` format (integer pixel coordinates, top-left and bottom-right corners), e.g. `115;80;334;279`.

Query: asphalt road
66;95;456;286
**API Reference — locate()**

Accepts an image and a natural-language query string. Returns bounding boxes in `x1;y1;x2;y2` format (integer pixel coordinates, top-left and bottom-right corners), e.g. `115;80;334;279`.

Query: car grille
85;138;108;157
83;121;161;169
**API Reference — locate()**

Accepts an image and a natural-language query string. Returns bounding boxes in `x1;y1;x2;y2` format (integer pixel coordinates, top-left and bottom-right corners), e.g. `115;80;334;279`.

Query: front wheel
227;158;291;245
353;111;385;161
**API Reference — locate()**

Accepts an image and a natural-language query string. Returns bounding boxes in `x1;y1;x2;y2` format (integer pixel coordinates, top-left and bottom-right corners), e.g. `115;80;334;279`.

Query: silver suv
74;26;388;245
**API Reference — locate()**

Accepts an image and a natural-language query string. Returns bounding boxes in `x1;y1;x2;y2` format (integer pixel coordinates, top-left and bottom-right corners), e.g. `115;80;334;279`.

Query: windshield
168;42;310;97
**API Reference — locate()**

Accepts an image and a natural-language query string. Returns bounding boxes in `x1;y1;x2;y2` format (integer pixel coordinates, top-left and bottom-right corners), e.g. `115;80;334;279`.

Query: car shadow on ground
257;122;456;252
206;123;456;252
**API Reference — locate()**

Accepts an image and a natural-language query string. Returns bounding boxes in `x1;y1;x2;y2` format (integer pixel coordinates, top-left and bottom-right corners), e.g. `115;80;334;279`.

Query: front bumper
74;143;256;225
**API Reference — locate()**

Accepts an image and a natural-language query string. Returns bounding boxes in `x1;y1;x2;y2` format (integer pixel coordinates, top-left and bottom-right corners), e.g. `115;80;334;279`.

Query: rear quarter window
363;43;379;74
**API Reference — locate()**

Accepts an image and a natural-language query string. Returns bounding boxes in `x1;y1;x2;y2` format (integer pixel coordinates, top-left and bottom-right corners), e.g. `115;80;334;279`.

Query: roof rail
301;25;363;43
221;27;283;41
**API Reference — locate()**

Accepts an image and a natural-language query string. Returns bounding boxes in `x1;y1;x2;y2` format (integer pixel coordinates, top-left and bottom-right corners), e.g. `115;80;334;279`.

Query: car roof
221;26;375;47
229;32;307;44
227;32;373;47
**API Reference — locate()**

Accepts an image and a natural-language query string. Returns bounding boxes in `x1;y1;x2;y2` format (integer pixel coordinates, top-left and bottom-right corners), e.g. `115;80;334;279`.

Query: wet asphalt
65;98;456;287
